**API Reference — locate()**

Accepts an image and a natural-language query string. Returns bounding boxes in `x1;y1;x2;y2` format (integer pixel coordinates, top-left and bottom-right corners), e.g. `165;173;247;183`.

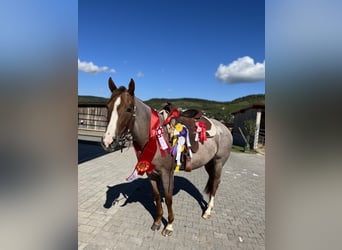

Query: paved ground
78;145;265;250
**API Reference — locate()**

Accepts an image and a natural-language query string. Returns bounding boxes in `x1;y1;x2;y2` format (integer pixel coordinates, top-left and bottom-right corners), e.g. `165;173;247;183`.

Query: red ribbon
163;109;180;125
134;108;169;175
197;121;207;142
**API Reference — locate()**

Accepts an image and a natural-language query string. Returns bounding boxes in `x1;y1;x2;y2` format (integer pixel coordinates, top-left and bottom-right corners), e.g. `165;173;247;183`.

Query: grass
231;145;257;154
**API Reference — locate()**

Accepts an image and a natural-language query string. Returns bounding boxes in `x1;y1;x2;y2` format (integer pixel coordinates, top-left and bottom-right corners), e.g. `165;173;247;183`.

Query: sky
78;0;265;102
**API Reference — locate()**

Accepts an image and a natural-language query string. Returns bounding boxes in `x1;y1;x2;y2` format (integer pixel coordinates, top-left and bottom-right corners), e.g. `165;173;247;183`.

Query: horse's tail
204;178;214;195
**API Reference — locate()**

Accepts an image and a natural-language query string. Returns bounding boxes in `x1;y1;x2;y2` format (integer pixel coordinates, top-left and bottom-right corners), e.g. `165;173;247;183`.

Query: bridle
104;92;136;152
116;104;136;152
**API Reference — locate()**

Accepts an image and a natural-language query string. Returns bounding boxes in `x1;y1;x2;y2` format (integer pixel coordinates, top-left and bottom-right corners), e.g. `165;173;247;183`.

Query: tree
243;119;256;151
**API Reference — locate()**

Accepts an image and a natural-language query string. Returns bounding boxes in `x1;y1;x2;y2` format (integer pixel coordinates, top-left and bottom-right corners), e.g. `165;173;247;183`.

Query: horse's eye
126;107;132;113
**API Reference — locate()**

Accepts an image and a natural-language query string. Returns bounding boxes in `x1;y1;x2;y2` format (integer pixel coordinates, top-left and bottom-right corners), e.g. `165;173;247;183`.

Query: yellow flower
175;123;183;132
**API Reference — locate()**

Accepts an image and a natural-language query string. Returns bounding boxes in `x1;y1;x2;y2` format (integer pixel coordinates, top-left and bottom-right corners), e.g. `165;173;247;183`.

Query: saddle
162;103;213;153
176;111;211;153
162;103;217;172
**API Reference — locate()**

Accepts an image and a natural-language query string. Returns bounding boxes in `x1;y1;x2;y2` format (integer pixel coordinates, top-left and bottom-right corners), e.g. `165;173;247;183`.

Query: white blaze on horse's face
103;96;121;148
160;109;168;121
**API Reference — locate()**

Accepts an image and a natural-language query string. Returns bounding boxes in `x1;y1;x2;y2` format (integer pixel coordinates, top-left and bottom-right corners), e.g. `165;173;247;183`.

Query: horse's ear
128;78;135;96
108;77;117;92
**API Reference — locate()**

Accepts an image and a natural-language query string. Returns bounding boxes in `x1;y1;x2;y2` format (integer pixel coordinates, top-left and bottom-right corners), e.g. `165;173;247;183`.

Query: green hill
78;94;265;123
78;96;108;105
144;95;264;122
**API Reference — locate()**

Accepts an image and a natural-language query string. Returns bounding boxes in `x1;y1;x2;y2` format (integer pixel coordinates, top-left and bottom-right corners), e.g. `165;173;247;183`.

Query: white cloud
136;71;144;78
78;58;116;75
215;56;265;83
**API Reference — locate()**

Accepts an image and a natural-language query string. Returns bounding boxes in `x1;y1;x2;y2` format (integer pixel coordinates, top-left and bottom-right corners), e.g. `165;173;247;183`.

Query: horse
101;77;233;236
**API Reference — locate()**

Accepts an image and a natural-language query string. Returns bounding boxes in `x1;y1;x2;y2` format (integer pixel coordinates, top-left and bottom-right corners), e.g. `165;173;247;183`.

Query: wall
78;106;108;131
232;109;258;147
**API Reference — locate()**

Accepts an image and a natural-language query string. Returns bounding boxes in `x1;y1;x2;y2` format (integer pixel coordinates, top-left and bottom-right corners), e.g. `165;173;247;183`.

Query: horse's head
101;77;136;152
159;102;174;120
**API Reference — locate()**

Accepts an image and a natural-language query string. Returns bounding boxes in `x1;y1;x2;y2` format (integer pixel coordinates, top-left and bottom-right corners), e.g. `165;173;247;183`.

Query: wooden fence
78;104;108;142
78;105;108;131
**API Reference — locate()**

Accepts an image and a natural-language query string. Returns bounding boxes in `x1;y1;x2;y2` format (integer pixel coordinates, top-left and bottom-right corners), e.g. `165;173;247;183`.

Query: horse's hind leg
203;159;223;219
150;178;163;231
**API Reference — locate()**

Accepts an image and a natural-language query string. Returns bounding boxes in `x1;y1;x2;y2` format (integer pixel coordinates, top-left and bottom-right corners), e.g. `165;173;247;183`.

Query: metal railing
258;128;265;145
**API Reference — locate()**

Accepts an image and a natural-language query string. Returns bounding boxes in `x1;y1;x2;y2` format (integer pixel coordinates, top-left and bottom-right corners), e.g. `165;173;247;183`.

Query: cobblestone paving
78;147;265;249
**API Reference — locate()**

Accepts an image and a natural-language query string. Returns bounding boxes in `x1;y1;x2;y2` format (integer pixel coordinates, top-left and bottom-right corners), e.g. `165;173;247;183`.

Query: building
231;104;265;150
78;103;108;142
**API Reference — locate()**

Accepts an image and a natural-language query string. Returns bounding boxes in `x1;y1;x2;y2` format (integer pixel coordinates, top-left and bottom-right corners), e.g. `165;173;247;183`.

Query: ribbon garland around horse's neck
150;108;169;156
127;108;170;180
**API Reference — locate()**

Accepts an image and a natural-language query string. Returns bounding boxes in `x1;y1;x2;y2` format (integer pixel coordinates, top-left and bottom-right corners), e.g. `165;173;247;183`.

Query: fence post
253;111;261;149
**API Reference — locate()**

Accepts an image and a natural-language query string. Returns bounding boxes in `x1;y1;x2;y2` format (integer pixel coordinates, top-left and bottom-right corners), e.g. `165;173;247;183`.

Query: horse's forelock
112;86;127;97
108;86;127;104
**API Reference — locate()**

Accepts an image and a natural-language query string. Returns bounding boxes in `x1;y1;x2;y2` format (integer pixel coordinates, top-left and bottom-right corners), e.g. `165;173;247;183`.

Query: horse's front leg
161;173;174;236
150;179;163;231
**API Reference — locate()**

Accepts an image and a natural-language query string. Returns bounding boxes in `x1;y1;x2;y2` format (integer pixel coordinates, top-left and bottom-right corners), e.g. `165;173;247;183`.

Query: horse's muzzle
101;137;119;152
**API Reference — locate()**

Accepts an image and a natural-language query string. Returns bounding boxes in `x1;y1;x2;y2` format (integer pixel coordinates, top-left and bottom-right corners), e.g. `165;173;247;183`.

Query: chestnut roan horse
102;78;233;236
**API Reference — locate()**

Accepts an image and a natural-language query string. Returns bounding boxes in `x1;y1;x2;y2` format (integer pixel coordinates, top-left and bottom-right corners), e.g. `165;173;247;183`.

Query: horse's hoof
162;228;173;237
202;213;211;219
151;223;161;231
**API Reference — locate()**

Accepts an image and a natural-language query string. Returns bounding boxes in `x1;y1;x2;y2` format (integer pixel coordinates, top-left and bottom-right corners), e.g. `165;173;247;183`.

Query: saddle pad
203;116;216;137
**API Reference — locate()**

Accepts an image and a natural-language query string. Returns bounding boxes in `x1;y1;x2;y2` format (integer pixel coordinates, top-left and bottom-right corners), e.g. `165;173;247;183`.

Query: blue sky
78;0;265;102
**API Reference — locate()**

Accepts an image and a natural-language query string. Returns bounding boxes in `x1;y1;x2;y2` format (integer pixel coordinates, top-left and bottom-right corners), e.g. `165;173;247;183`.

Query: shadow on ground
104;176;208;225
78;140;109;164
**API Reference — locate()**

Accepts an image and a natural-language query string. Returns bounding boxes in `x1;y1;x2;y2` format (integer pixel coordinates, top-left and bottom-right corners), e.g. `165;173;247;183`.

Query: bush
244;119;256;147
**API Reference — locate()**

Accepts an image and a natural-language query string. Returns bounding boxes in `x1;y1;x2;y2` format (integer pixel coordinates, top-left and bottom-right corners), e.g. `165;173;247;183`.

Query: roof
232;104;265;115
